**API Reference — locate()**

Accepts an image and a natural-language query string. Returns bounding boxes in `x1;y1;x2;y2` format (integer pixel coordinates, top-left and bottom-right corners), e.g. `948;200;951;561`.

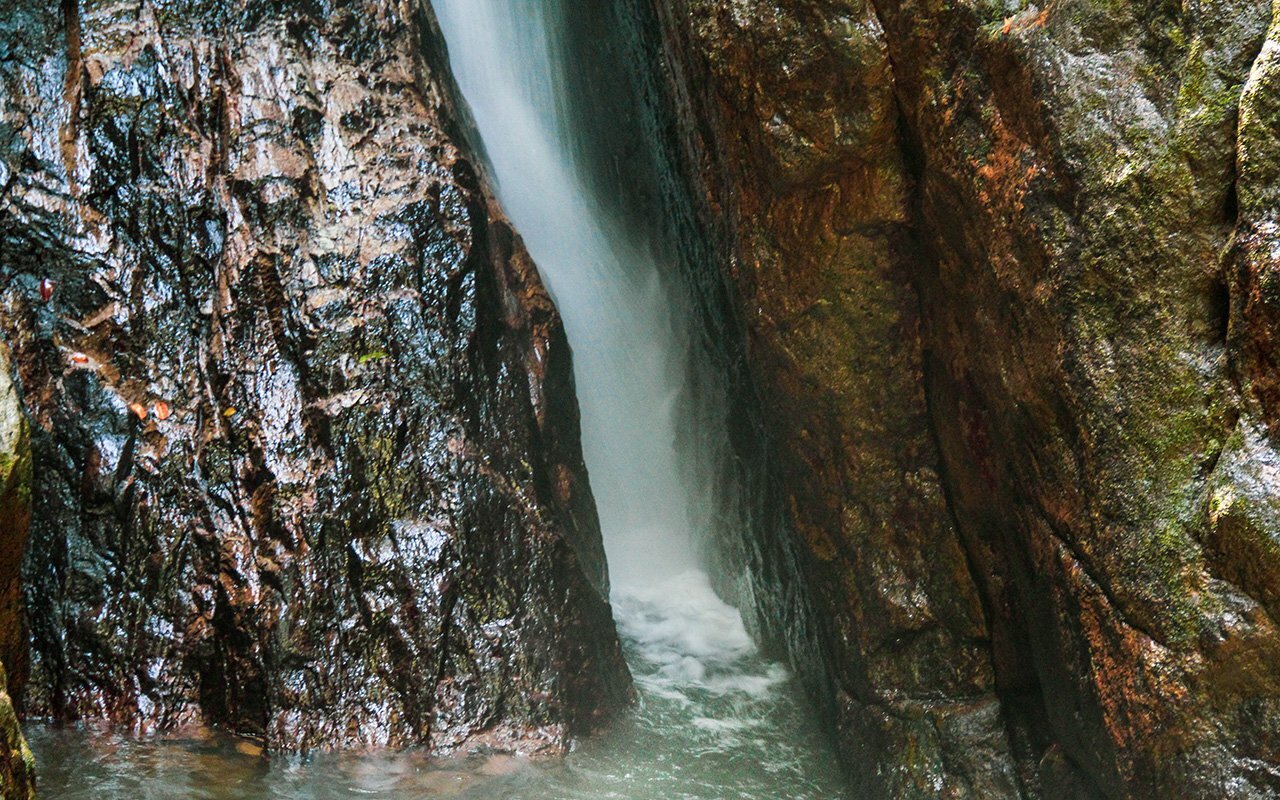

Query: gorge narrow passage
432;0;698;592
28;2;850;797
425;0;852;796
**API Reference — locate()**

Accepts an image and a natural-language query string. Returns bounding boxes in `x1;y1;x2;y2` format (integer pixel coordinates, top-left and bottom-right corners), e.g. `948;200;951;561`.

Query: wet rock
0;345;34;800
653;0;1280;796
651;1;1019;796
0;663;34;800
0;341;29;705
0;0;629;752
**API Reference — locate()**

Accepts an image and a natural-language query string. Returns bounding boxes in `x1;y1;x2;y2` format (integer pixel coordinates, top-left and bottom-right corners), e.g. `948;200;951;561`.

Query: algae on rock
650;0;1280;796
0;662;34;800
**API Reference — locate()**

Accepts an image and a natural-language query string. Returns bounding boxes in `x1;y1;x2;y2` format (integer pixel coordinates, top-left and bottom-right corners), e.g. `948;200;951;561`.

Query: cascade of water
431;0;703;588
424;10;846;798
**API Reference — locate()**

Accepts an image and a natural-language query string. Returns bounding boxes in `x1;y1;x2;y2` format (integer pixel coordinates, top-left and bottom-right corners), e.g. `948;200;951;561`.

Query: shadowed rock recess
650;0;1280;798
0;0;630;770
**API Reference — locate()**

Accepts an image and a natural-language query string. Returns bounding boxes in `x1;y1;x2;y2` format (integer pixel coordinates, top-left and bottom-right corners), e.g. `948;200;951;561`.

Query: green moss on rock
0;343;33;800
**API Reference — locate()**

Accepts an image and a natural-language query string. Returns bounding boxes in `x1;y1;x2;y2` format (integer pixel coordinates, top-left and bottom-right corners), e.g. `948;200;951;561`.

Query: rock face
0;664;33;800
653;0;1280;797
653;2;1022;796
0;345;34;799
0;0;629;754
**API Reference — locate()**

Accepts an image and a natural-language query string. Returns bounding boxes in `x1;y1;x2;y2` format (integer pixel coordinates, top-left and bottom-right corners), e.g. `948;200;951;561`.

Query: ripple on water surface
31;572;851;799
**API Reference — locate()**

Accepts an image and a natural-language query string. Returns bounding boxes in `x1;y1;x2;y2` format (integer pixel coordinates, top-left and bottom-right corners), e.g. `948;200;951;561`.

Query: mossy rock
0;662;34;800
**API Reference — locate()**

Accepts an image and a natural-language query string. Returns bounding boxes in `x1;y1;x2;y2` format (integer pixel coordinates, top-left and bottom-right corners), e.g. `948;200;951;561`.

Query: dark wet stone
0;0;629;755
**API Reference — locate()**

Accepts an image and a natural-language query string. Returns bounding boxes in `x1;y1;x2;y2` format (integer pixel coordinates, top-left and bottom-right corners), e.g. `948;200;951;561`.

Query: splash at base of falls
30;571;851;799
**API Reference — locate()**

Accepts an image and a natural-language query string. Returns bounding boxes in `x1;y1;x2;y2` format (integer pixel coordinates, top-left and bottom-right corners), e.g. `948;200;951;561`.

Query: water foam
613;571;787;702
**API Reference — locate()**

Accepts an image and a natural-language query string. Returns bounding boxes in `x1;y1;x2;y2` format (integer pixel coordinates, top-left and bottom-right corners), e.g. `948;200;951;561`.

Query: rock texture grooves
0;0;629;756
653;0;1280;797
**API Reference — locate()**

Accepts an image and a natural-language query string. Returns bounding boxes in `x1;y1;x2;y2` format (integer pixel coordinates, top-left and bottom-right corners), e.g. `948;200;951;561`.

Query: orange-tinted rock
652;0;1280;796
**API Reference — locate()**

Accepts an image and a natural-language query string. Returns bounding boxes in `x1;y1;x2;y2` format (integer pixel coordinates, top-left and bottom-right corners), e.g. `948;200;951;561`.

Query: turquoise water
31;573;851;799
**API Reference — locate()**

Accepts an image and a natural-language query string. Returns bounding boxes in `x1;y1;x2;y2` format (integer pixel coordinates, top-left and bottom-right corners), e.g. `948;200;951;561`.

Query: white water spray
431;1;702;588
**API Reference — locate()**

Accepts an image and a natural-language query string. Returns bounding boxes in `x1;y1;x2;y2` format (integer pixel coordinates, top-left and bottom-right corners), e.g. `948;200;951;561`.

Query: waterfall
430;0;704;589
422;8;851;798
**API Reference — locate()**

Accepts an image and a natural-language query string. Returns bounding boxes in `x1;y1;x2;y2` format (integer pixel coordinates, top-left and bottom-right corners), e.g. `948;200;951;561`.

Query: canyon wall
654;0;1280;797
0;0;629;764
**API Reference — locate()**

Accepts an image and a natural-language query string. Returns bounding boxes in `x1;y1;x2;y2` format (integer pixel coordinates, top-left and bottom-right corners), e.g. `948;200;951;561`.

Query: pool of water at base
29;572;852;799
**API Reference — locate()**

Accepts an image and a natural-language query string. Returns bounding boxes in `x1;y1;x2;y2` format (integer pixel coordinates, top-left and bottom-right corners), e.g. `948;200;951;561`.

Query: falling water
431;1;700;588
427;0;851;798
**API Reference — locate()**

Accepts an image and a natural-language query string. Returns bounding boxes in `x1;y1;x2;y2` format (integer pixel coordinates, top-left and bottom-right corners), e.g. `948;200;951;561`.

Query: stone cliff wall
0;0;630;757
654;0;1280;797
